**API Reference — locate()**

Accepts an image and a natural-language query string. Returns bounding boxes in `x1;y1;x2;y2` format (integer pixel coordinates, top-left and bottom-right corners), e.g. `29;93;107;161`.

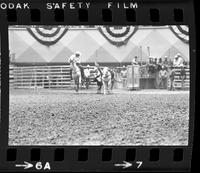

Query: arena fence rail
5;65;190;90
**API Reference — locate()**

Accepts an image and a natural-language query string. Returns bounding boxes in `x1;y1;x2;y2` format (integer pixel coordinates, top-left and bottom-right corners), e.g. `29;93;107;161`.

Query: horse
70;60;81;92
93;67;103;94
102;67;112;95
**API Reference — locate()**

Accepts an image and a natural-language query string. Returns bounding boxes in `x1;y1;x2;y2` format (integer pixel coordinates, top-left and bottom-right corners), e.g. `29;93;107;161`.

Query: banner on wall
98;26;138;47
26;26;68;46
26;25;189;47
168;25;189;44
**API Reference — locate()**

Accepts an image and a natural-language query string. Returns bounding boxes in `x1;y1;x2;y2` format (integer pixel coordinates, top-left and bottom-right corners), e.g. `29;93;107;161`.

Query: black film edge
0;0;196;172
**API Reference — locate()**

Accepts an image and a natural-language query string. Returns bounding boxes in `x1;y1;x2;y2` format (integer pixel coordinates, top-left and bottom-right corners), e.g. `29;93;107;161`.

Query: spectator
162;56;169;68
109;67;115;92
154;58;158;65
148;57;153;65
179;64;186;90
132;56;139;65
158;58;162;64
93;66;103;94
168;66;176;91
159;66;168;89
148;57;157;74
154;58;159;72
157;58;163;71
121;66;127;88
173;53;184;67
168;59;173;67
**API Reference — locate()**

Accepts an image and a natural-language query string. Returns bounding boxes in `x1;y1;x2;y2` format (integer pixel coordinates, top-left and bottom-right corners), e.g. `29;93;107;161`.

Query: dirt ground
8;89;189;146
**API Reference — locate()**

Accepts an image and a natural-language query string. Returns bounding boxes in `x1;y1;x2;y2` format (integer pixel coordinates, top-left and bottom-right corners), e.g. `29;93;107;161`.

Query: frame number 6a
35;162;51;170
15;161;51;170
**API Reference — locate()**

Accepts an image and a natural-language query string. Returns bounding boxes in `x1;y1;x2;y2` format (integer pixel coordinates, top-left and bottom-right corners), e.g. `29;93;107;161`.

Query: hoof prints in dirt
9;90;189;145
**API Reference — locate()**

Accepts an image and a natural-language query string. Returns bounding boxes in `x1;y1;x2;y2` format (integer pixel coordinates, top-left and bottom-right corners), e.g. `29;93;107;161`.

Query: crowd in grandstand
126;53;187;90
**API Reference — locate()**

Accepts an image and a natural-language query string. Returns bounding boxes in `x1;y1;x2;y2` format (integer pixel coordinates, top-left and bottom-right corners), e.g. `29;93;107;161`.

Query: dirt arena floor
9;89;189;146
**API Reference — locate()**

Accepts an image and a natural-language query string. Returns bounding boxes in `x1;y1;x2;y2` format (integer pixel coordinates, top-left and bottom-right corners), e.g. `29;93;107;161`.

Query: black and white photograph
8;25;190;146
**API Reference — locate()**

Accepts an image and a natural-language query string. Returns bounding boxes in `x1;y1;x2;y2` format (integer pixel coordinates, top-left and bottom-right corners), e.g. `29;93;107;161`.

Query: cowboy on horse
68;51;85;83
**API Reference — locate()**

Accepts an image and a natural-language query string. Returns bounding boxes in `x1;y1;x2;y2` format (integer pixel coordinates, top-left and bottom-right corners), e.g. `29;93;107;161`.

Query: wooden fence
12;65;71;88
0;65;15;88
168;67;190;90
138;65;190;90
0;65;190;90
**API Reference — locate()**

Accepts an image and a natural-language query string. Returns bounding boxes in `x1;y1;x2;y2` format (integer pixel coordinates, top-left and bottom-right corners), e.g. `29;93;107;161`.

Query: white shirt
132;58;138;65
76;56;81;63
68;54;81;64
84;68;90;78
173;57;184;67
68;54;76;63
121;70;127;78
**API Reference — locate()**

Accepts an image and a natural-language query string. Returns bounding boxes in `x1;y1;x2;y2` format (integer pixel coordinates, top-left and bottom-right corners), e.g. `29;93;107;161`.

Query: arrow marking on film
114;161;132;169
15;161;33;169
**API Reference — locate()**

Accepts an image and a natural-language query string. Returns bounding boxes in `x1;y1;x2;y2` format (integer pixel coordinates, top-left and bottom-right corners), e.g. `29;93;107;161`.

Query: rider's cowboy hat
175;54;178;59
75;51;81;56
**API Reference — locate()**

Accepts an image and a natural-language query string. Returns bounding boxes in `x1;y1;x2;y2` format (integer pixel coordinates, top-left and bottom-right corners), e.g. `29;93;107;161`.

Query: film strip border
0;147;191;171
0;0;196;172
0;8;188;24
0;1;193;25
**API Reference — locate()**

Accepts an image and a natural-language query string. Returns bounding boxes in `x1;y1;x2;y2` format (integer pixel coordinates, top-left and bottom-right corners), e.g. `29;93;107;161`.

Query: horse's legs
109;80;113;94
103;81;105;95
98;81;103;94
102;81;105;94
79;75;81;84
74;77;79;92
111;80;114;90
77;77;79;92
103;81;107;95
74;78;77;91
85;78;89;89
108;81;111;93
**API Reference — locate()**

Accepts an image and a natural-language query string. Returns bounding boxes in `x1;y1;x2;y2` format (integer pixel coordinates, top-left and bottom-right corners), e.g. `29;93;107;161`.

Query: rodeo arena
4;25;189;145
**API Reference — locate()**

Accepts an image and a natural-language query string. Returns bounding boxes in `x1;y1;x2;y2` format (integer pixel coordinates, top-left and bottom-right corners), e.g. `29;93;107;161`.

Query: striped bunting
98;26;138;47
26;26;68;46
169;25;189;44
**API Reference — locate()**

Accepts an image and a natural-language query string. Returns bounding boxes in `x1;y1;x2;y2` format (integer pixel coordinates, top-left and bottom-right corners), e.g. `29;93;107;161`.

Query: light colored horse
102;67;112;95
70;60;81;92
